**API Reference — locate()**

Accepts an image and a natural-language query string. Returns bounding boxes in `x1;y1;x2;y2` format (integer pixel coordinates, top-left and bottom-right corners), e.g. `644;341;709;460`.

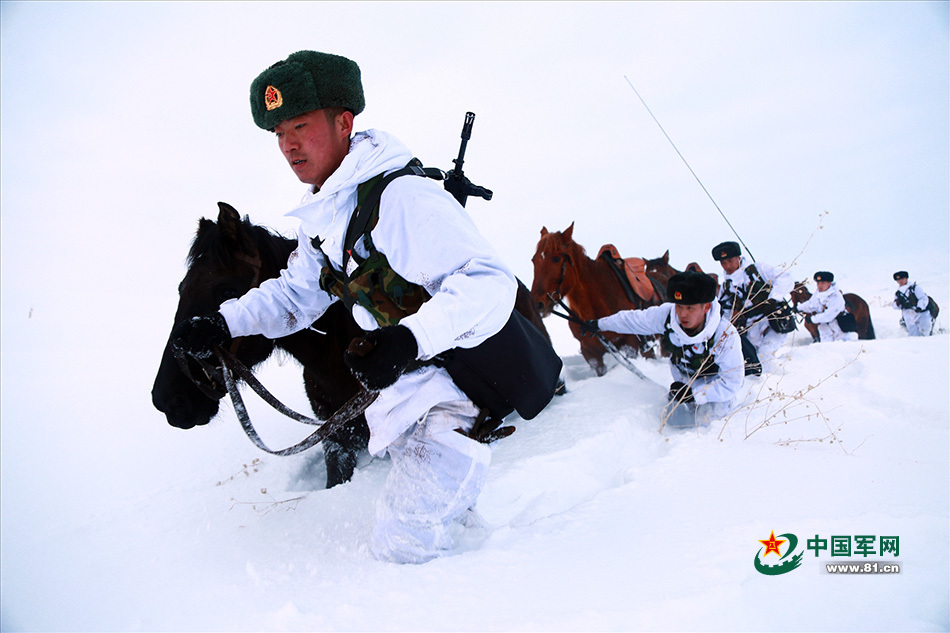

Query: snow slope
1;274;947;632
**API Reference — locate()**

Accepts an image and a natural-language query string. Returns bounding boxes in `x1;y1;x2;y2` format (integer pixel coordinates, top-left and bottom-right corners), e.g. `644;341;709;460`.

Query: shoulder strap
342;158;443;272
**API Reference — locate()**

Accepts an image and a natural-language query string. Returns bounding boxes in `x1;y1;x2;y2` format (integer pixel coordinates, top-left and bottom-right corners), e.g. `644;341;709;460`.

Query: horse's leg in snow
323;418;370;488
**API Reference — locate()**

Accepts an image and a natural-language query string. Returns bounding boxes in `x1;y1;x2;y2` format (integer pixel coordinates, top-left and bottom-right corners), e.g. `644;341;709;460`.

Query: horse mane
188;216;295;274
539;229;587;259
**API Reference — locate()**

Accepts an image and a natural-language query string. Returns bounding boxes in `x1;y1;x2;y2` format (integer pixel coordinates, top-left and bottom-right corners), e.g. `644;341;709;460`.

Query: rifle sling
342;158;443;274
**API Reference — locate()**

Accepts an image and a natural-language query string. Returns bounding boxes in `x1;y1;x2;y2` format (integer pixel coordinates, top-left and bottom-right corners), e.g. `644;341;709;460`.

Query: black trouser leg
741;334;762;376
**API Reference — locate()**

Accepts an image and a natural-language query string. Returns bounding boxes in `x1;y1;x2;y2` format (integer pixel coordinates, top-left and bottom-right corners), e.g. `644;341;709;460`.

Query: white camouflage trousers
371;399;491;564
745;318;788;370
663;399;735;429
902;309;933;337
816;319;856;343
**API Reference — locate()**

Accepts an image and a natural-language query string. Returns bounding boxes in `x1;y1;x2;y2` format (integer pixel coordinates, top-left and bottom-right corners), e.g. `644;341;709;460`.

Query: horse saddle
597;244;656;303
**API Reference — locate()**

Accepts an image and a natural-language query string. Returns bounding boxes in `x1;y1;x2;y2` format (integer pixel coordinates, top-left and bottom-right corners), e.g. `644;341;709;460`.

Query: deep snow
1;271;947;632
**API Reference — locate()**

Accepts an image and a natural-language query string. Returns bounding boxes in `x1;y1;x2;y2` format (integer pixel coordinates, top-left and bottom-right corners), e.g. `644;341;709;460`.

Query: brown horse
644;251;716;284
790;281;876;341
643;251;679;289
530;223;665;376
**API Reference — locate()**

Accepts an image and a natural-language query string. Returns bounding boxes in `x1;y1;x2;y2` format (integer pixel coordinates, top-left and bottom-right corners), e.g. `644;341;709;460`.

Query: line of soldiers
582;240;937;430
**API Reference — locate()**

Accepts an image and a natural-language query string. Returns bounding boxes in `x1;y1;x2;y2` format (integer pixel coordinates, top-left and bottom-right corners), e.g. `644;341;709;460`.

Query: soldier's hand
579;319;600;337
344;325;419;390
171;312;231;360
668;381;695;404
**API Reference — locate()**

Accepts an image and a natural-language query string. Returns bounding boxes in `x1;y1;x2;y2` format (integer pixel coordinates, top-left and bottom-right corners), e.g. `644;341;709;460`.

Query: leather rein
173;250;377;456
174;344;377;456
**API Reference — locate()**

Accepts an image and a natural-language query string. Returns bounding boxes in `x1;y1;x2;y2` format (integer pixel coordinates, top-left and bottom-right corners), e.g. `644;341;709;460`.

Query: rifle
443;112;493;208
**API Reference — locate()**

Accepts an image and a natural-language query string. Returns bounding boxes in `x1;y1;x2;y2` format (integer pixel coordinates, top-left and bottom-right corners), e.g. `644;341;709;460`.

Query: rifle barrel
453;112;475;170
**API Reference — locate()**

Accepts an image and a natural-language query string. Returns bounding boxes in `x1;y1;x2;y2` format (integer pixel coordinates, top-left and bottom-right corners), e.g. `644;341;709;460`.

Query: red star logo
264;85;283;111
759;531;786;557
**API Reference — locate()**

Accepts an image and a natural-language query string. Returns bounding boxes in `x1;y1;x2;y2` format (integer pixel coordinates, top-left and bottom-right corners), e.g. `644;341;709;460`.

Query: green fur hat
893;270;909;280
250;51;365;130
814;271;834;282
667;271;718;305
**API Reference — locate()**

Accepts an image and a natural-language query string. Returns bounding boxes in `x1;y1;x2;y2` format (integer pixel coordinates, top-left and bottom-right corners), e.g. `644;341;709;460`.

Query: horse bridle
546;251;571;305
173;244;377;455
173;341;377;456
235;250;263;288
171;249;264;398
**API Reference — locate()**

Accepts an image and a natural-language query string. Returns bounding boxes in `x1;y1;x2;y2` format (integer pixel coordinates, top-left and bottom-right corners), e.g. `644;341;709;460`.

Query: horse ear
540;226;549;236
217;201;241;224
217;202;244;244
563;222;574;240
663;250;669;263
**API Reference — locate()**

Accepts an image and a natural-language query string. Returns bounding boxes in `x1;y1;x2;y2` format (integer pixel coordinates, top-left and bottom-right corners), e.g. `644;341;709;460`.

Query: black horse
152;202;558;487
152;202;369;487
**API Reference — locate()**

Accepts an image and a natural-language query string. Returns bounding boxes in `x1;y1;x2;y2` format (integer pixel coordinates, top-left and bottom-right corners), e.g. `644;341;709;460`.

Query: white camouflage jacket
219;129;517;455
797;283;846;324
597;301;744;406
892;281;930;313
717;257;793;324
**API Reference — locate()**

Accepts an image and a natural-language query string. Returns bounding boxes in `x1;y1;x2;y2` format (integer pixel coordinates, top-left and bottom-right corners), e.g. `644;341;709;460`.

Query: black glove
467;410;516;444
746;298;778;320
171;312;231;360
579;319;600;337
759;298;779;316
344;325;419;390
668;381;694;404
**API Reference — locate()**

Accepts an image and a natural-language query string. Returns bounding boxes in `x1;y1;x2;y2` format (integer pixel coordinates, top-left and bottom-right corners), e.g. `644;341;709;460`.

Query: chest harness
894;283;922;311
660;315;720;378
315;159;443;327
718;263;772;315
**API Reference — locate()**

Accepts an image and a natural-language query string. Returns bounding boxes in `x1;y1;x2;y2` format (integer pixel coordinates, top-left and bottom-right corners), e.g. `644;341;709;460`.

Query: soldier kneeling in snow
795;271;855;343
892;271;935;337
171;50;559;564
582;271;744;428
712;241;795;375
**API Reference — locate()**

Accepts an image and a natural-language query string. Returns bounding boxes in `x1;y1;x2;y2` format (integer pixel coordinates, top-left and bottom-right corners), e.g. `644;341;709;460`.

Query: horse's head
644;250;681;287
151;202;290;429
530;223;581;316
789;280;811;307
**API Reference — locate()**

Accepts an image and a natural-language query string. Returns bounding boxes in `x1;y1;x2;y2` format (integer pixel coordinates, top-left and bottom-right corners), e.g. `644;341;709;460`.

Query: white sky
1;1;948;337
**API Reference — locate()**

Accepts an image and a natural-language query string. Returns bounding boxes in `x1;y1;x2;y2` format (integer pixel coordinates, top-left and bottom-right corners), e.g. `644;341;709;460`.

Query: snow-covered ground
1;272;947;631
